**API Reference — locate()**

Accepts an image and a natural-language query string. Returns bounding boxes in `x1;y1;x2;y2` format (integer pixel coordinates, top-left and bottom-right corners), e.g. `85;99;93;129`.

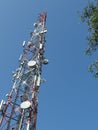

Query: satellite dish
20;100;31;109
28;60;36;68
34;23;38;27
43;59;49;65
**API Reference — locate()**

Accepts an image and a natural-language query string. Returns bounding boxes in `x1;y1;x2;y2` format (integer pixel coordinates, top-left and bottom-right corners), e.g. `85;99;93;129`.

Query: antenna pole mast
0;12;48;130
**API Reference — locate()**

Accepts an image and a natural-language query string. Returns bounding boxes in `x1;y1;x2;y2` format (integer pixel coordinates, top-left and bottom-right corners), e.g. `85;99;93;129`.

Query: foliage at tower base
81;0;98;77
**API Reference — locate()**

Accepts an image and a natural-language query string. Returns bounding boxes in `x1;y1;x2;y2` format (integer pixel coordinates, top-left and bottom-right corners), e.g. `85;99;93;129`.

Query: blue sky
0;0;98;130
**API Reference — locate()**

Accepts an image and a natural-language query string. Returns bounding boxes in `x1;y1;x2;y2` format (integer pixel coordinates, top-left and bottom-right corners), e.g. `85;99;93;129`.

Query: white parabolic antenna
28;60;36;67
20;100;31;109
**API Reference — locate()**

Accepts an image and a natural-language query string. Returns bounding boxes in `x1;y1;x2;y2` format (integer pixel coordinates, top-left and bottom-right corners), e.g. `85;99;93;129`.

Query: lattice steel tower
0;12;48;130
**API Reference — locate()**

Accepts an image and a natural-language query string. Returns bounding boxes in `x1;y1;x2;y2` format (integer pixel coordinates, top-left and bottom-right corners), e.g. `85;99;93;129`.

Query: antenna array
0;12;48;130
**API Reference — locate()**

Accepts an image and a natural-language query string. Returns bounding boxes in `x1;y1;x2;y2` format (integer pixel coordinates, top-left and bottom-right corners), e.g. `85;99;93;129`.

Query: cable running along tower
0;12;48;130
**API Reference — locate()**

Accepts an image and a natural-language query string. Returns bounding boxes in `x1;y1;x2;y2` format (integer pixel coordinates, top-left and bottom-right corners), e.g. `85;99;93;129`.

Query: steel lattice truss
0;12;48;130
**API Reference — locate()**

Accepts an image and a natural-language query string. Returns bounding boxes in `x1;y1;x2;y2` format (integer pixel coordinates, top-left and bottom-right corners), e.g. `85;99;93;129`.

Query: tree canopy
81;0;98;77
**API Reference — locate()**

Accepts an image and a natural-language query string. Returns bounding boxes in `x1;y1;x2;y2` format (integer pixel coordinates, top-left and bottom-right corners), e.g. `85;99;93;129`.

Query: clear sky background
0;0;98;130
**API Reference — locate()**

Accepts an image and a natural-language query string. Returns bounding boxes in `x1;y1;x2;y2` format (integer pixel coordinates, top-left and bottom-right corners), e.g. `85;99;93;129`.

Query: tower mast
0;12;48;130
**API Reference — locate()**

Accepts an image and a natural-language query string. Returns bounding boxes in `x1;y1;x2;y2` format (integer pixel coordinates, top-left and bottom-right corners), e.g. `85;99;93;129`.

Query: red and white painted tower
0;12;48;130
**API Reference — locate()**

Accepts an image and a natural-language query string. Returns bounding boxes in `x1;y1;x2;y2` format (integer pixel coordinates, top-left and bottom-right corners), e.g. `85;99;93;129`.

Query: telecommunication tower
0;12;48;130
